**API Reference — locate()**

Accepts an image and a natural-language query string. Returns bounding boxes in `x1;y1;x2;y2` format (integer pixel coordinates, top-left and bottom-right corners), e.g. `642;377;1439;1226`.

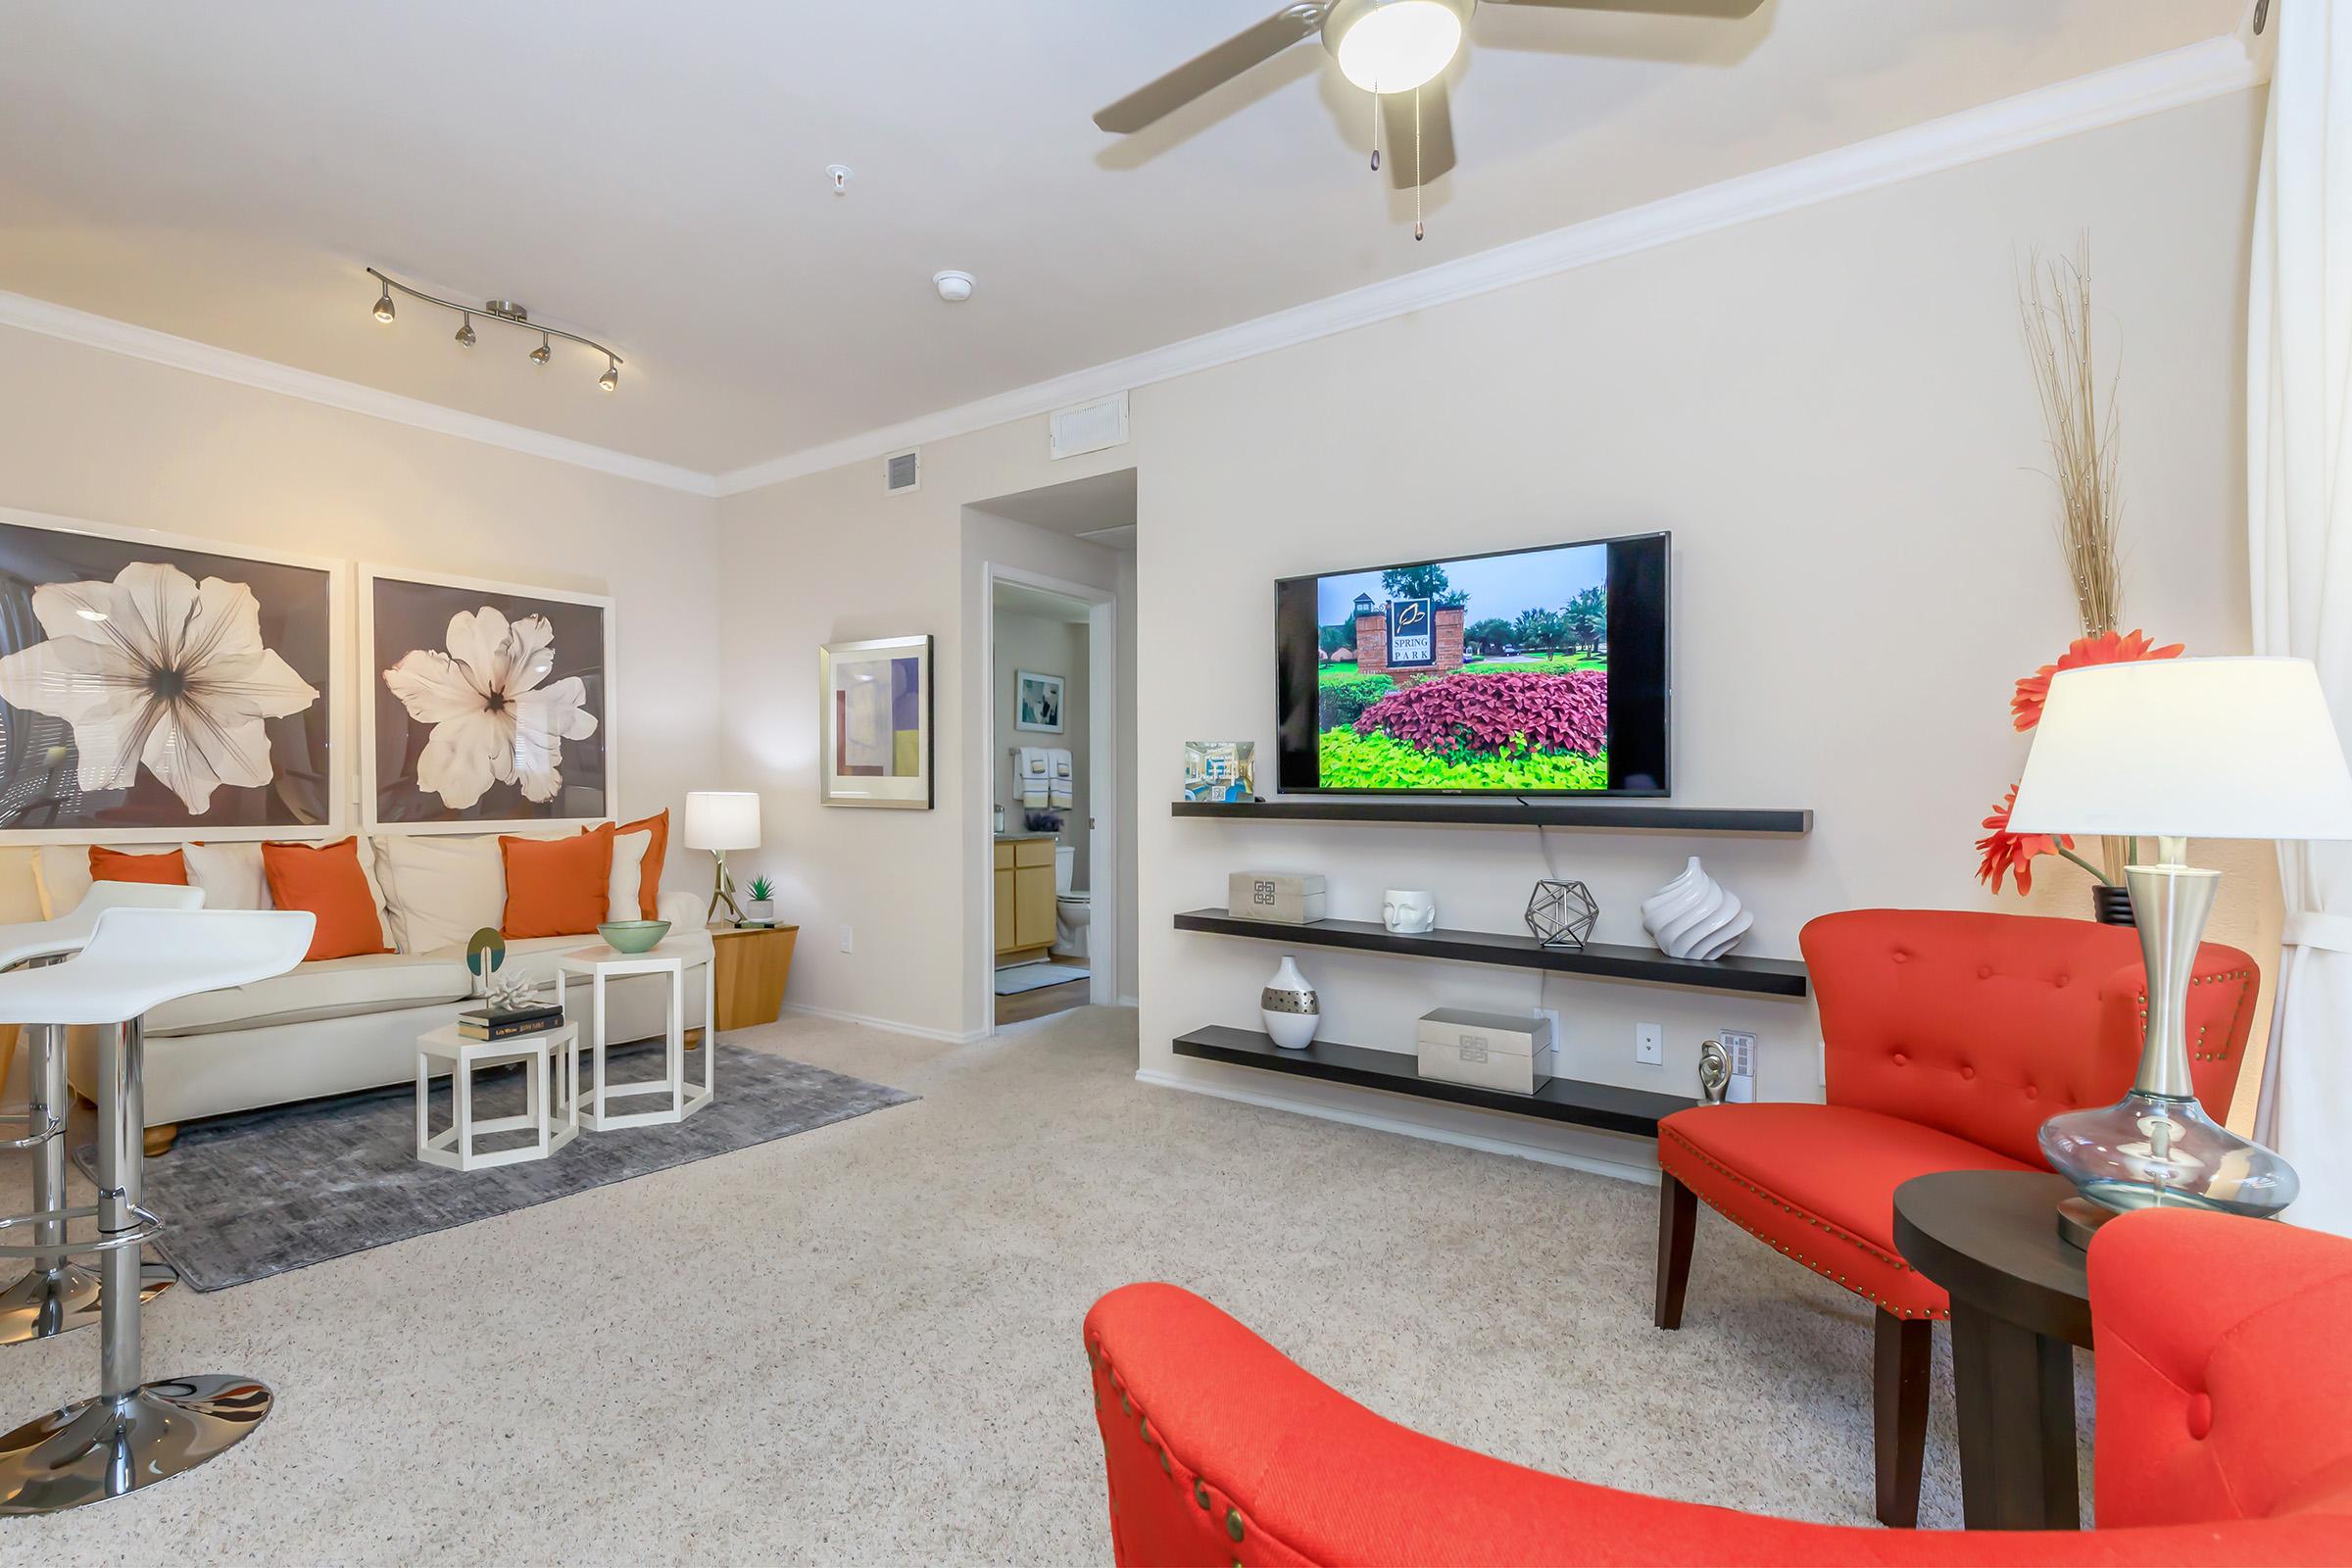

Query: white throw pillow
183;843;272;910
373;835;505;956
608;827;650;924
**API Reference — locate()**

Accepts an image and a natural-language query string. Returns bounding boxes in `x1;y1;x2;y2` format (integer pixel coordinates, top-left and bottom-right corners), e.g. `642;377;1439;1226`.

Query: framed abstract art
361;564;616;834
819;634;932;809
0;508;346;841
1014;669;1064;733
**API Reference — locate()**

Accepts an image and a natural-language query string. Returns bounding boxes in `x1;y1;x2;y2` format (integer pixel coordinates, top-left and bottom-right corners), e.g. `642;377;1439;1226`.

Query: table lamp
682;790;760;925
2007;657;2352;1245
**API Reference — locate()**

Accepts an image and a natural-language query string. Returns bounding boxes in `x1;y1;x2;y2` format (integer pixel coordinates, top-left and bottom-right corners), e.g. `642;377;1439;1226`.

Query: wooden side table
1892;1170;2092;1532
710;924;798;1033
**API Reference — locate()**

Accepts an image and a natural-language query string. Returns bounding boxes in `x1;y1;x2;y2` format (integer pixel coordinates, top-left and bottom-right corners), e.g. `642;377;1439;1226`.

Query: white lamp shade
2006;657;2352;841
682;790;761;852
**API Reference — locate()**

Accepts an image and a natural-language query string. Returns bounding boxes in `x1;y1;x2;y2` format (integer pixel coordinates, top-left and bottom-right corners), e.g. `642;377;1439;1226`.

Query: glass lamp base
2038;1090;2299;1239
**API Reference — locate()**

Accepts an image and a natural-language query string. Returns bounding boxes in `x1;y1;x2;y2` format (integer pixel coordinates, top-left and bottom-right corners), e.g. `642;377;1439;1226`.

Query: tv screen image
1274;532;1669;796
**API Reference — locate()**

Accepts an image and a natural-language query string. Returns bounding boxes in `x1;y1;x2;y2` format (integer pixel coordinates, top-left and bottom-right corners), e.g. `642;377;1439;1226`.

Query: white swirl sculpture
1640;857;1753;961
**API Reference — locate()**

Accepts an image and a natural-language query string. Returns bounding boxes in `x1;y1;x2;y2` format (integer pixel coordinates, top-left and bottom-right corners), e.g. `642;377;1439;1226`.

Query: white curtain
2251;0;2352;1237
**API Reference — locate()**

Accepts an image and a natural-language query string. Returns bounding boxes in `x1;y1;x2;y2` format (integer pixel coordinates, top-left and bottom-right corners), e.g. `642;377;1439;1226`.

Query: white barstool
0;881;205;1347
0;906;312;1516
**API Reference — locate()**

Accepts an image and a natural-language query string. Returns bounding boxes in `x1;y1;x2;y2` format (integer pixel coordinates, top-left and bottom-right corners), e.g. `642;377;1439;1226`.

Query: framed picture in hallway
0;508;347;841
821;634;933;809
361;564;616;834
1014;668;1065;733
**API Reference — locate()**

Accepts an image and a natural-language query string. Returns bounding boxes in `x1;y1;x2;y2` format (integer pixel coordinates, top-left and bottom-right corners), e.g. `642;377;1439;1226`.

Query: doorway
985;570;1113;1028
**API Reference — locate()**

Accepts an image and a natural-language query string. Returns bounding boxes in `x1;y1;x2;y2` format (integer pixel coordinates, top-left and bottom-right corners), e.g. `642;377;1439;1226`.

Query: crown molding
0;289;720;497
713;32;2265;498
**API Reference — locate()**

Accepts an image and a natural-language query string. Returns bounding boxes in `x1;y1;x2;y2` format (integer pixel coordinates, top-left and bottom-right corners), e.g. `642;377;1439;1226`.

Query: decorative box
1227;872;1327;925
1416;1007;1555;1095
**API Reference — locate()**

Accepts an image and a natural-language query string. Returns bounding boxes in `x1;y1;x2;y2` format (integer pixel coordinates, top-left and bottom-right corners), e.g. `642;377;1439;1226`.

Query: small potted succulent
743;875;777;927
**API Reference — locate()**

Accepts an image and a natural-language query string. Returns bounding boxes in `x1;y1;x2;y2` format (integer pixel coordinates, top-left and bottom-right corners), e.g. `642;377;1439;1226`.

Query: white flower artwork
381;605;599;810
0;560;320;814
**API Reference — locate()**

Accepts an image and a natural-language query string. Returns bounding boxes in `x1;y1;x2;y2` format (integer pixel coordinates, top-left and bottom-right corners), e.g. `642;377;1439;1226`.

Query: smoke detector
933;270;976;303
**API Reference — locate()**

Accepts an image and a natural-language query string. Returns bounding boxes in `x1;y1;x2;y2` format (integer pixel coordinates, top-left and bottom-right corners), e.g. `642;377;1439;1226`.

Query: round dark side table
1891;1170;2091;1533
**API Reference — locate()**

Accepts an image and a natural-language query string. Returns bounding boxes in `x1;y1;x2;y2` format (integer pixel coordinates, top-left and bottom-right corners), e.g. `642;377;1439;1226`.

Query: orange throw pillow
261;838;391;961
88;847;188;886
592;809;670;920
503;828;614;940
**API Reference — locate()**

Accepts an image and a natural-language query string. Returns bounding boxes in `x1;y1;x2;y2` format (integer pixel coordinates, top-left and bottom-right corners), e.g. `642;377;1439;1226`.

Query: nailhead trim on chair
1660;1125;1944;1322
1088;1332;1277;1568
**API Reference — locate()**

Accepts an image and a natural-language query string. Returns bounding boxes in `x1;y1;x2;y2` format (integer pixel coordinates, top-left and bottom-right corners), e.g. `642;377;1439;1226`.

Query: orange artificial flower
1976;783;2076;896
2010;628;2184;732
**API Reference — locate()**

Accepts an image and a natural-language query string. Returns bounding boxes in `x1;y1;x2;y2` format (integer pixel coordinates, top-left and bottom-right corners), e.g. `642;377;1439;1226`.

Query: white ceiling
0;1;2246;478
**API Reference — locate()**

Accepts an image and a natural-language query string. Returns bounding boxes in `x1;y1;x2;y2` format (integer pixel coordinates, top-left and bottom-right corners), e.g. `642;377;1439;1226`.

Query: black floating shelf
1175;909;1808;1000
1174;1025;1694;1139
1171;799;1811;837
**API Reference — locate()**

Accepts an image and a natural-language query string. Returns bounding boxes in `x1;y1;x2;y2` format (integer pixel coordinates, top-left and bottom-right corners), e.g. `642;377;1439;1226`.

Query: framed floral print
819;634;932;809
361;565;615;834
0;508;346;842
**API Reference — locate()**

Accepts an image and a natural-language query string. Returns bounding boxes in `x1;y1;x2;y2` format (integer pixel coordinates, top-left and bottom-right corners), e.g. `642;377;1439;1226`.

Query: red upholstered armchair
1653;909;2258;1526
1081;1211;2352;1565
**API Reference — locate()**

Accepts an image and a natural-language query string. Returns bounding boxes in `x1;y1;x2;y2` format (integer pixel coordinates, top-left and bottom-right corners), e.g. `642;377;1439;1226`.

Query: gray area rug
75;1040;915;1291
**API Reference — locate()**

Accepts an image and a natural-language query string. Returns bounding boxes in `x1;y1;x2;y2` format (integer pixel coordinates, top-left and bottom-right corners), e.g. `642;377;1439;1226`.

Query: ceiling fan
1095;0;1768;192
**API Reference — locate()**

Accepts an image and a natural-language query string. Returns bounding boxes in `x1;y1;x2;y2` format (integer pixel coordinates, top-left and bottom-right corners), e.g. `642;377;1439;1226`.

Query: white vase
1640;857;1753;960
1260;955;1321;1050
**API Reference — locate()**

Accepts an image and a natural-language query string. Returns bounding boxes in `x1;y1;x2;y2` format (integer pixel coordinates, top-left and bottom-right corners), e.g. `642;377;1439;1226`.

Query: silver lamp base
0;1259;172;1346
0;1377;271;1515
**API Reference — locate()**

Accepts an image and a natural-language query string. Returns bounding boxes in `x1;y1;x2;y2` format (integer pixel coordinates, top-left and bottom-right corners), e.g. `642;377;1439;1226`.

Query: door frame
978;561;1119;1032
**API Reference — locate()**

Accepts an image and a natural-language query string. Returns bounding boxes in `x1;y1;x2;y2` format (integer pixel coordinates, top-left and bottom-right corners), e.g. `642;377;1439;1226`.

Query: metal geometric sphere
1525;879;1598;950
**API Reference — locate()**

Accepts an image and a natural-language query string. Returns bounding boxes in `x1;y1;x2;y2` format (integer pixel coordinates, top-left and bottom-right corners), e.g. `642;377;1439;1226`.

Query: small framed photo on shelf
1014;669;1064;733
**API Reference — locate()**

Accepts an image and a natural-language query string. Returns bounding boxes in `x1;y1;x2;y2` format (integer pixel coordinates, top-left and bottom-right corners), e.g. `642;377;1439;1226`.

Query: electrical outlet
1721;1029;1757;1102
838;924;854;955
1635;1021;1664;1066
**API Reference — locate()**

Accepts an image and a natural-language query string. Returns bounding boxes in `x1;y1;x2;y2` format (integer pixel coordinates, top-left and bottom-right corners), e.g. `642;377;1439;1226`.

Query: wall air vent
884;448;920;494
1050;391;1129;462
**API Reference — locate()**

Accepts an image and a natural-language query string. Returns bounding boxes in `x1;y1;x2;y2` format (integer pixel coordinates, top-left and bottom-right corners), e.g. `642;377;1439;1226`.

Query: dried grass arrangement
2020;243;2124;639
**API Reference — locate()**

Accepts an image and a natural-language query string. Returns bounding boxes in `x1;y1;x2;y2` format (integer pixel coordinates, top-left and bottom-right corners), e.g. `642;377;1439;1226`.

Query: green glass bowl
597;919;671;954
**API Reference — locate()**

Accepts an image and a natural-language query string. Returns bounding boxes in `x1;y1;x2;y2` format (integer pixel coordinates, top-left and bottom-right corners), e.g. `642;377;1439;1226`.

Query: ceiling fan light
1331;0;1463;94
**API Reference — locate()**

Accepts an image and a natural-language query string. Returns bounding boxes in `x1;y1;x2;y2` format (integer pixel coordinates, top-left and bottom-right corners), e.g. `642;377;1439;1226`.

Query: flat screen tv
1275;531;1669;796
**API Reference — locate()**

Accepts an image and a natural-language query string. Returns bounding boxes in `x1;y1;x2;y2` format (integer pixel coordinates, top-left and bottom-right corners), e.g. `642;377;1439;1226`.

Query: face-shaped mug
1383;890;1437;935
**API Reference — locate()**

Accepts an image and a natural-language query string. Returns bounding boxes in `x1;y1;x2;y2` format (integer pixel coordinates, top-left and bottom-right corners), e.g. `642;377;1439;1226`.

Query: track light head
455;314;477;348
372;286;395;323
529;333;552;367
599;357;619;393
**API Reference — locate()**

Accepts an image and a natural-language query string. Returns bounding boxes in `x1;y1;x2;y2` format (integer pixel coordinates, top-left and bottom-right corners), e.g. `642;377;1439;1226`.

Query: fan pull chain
1369;83;1380;172
1413;83;1424;241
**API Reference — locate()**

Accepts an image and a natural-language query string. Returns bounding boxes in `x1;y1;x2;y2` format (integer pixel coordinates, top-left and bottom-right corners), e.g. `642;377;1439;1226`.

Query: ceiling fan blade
1382;78;1456;189
1482;0;1765;15
1093;5;1328;133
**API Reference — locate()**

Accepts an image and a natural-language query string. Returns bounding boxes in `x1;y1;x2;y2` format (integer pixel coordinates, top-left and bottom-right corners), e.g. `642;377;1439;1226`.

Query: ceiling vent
1050;392;1129;462
883;448;921;495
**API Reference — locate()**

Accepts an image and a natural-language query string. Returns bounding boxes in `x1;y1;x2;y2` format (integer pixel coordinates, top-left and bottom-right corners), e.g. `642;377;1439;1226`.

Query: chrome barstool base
0;1375;271;1514
0;1259;173;1347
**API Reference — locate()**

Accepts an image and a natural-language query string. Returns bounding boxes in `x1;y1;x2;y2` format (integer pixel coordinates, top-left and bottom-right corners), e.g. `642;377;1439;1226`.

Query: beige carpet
0;1006;2085;1561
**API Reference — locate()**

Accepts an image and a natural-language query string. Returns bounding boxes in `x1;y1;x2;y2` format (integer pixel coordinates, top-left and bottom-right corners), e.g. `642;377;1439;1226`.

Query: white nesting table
555;940;713;1130
415;1021;580;1171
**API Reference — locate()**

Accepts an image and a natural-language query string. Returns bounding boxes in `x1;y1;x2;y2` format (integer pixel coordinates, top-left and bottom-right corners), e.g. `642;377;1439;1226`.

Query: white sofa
0;835;710;1142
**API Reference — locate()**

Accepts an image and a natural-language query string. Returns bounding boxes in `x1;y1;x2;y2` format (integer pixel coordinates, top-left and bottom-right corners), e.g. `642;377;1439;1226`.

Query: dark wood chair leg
142;1122;178;1157
1874;1309;1933;1528
1653;1171;1697;1330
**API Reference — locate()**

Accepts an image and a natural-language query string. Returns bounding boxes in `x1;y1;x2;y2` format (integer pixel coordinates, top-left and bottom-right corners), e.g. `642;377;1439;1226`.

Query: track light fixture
364;268;623;393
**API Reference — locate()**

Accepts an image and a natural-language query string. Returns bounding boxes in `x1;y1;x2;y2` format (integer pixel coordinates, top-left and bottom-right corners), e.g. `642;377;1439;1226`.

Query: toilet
1054;844;1090;960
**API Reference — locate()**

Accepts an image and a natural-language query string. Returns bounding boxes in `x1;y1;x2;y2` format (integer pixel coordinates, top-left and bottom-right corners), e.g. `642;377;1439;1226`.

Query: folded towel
1050;749;1075;808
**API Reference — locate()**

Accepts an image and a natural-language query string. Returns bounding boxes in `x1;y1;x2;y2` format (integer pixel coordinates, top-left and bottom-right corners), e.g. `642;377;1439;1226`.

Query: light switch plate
839;924;854;954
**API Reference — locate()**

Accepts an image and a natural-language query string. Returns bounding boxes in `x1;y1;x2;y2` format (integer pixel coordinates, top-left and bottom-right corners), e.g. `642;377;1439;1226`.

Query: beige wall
0;322;725;900
995;604;1090;887
716;87;2275;1162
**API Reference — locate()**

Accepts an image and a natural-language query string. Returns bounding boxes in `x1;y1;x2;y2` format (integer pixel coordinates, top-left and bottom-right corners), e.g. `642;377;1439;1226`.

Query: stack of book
457;1000;564;1042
